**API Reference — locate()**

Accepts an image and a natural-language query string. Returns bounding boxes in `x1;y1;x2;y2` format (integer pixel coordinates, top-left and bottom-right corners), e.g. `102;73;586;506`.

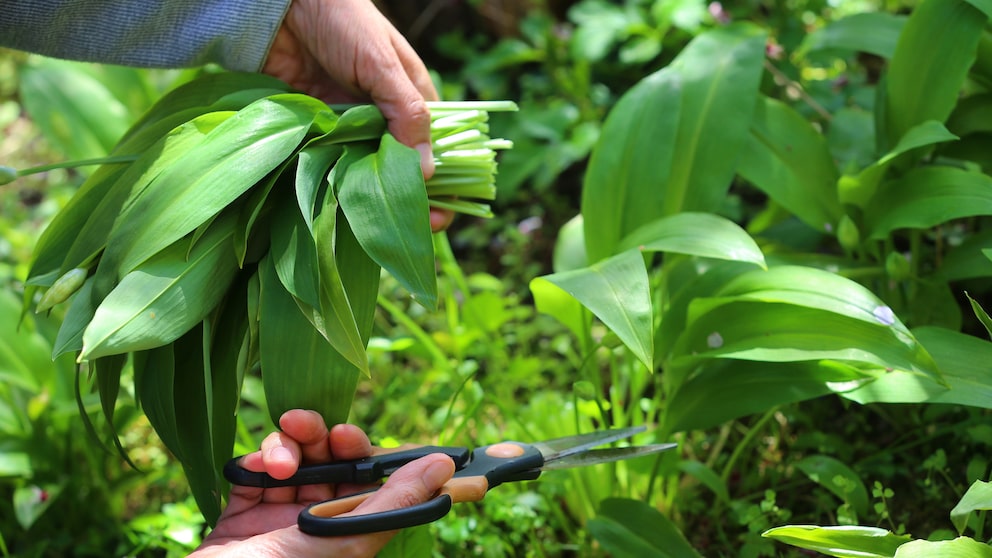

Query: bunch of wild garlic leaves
22;72;515;522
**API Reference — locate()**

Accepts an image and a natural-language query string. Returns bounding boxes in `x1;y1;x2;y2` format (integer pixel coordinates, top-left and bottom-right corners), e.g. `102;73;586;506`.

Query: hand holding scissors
224;421;676;536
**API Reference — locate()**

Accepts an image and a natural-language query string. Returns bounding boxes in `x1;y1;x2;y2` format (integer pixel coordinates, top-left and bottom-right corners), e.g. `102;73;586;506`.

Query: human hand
189;410;455;558
263;0;454;231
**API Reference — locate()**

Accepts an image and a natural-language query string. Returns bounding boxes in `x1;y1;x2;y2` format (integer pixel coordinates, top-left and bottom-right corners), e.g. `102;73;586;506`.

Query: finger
279;409;333;464
257;430;304;504
429;208;456;232
329;423;374;461
346;453;455;517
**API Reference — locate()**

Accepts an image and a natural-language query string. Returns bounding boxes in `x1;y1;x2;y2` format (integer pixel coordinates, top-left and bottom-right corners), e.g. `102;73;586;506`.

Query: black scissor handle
223;446;471;488
299;491;453;535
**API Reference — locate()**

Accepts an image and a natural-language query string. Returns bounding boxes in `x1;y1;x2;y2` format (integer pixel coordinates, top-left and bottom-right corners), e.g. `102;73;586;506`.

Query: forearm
0;0;291;71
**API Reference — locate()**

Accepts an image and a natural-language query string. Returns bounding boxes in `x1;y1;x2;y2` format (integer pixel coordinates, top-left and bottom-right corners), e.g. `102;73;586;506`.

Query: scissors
223;426;676;536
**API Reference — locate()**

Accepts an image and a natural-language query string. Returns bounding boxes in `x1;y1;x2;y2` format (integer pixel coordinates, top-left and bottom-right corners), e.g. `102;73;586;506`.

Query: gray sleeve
0;0;292;72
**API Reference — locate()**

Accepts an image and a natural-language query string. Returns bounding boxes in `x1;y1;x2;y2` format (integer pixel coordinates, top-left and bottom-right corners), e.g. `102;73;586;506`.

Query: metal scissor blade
540;443;677;470
531;426;647;462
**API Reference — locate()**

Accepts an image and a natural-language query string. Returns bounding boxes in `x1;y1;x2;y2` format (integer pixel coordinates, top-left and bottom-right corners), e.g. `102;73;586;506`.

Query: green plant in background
525;0;992;553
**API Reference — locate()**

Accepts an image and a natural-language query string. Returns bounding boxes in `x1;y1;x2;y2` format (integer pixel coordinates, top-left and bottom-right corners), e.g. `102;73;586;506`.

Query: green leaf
841;120;959;208
0;291;56;391
581;66;682;263
665;359;872;432
796;12;906;59
588;498;702;558
893;537;992;558
665;23;767;214
617;212;766;269
52;276;95;358
533;249;653;369
936;231;992;281
673;300;940;383
796;455;869;517
842;326;992;408
865;166;992;239
80;212;239;360
172;325;223;526
883;0;987;150
951;481;992;534
258;255;361;427
18;59;130;160
133;346;183;464
94;354;139;470
98;94;323;285
966;292;992;339
677;460;730;503
763;525;912;558
530;278;590;346
337;133;436;309
271;200;321;311
738;96;842;232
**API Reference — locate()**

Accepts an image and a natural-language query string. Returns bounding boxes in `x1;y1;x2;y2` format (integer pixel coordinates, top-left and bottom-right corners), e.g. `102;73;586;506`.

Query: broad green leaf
0;453;31;477
172;325;223;525
319;104;387;144
665;359;872;432
841;120;959;208
842;326;992;408
617;212;766;269
796;456;869;517
763;525;911;557
714;266;915;333
258;255;360;427
0;291;55;391
966;293;992;339
552;214;588;273
936;231;992;281
51;276;95;358
133;346;183;463
581;66;682;263
893;537;992;558
61;112;233;276
98;94;324;285
296;143;343;232
828;108;876;172
530;278;590;346
665;23;766;214
313;182;371;376
379;525;435;558
19;58;130;160
738;96;841;233
883;0;986;150
337;133;436;309
673;301;941;382
533;249;653;369
13;483;62;531
796;12;906;59
94;354;138;470
206;281;250;492
81;213;239;360
271;200;321;311
332;210;380;346
865;166;992;239
947;93;992;137
119;72;291;145
951;481;992;534
588;498;702;558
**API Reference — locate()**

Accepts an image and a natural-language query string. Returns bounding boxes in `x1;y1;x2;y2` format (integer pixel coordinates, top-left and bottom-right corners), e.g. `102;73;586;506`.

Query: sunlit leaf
883;0;986;150
951;480;992;534
533;249;652;369
966;292;992;339
893;537;992;557
337;133;436;309
738;96;841;233
617;212;766;269
841;326;992;408
763;525;911;557
81;213;239;360
865;166;992;239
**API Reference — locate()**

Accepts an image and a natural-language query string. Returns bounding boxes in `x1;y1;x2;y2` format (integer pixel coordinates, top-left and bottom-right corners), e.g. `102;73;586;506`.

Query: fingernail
270;446;294;463
416;142;435;179
422;460;453;489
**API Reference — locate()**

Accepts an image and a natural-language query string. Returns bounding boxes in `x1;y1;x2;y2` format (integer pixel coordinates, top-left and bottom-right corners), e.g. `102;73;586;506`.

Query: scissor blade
541;443;677;470
531;426;646;462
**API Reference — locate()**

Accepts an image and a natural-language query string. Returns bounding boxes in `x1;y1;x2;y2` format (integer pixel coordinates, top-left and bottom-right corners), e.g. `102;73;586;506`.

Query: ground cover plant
2;0;992;556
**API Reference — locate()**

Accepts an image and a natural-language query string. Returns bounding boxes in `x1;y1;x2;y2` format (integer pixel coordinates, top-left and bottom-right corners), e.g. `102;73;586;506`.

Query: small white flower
707;332;724;348
872;305;895;326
